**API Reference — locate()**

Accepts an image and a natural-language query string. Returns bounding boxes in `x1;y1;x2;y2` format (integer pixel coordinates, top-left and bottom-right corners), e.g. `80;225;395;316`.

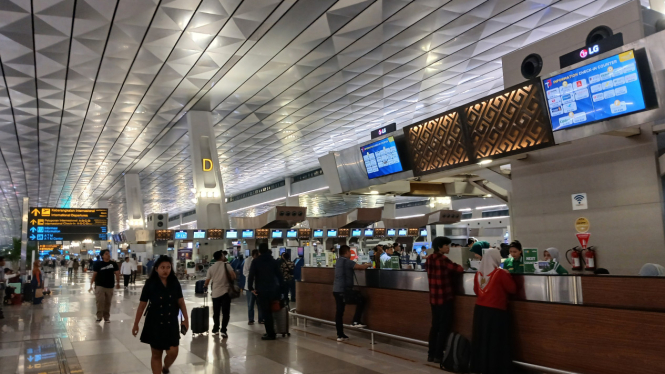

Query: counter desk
296;267;665;374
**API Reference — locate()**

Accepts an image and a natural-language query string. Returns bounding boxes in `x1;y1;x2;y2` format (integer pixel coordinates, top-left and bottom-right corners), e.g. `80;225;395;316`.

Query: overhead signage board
28;207;108;241
559;33;624;69
370;122;396;139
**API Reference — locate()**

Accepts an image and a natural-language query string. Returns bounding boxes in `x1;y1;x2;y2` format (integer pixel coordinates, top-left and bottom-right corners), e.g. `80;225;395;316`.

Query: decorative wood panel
464;81;554;160
404;111;470;176
581;276;665;311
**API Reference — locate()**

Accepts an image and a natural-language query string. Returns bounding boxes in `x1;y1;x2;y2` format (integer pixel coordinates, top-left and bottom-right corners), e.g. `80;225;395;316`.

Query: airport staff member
503;241;524;274
542;248;569;275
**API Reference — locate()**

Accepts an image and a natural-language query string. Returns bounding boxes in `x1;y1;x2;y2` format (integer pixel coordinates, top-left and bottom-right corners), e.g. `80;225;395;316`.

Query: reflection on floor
0;268;444;374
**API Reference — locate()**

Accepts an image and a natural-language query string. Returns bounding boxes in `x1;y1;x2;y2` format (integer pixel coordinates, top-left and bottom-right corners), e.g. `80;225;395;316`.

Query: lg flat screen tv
360;136;404;179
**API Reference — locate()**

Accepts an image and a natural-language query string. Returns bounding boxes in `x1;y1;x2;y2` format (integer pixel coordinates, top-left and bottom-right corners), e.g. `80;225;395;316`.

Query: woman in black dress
132;256;189;374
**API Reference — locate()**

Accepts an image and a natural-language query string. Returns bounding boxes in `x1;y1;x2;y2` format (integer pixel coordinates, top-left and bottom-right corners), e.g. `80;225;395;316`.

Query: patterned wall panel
404;111;471;176
463;81;554;160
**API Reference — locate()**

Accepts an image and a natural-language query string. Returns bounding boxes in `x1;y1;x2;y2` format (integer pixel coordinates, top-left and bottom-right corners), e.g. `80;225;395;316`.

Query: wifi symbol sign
572;193;587;210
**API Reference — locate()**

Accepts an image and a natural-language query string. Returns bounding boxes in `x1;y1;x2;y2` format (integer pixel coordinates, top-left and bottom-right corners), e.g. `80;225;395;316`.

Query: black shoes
427;356;441;364
261;335;276;340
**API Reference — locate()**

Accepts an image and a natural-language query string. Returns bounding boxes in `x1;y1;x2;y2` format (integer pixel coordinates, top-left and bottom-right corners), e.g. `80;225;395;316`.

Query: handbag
225;264;241;299
35;288;43;298
342;273;363;305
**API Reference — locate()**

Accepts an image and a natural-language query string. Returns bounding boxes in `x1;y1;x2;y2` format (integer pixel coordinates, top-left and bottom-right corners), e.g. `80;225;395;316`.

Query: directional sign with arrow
28;207;108;242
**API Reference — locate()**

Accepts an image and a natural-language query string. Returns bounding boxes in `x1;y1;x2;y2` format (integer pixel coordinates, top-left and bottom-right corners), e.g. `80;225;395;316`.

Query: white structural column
285;177;299;206
382;203;396;219
124;174;146;229
185;111;229;230
20;197;29;277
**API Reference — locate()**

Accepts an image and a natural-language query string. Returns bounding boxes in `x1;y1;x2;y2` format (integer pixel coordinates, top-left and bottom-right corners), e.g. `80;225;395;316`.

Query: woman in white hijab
638;263;665;276
471;249;516;374
539;248;569;275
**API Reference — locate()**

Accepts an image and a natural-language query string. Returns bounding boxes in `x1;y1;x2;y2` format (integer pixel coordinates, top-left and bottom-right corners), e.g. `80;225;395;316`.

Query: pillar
285;177;299;206
429;197;452;212
185;111;229;230
20;197;28;277
382;203;396;219
124;174;146;230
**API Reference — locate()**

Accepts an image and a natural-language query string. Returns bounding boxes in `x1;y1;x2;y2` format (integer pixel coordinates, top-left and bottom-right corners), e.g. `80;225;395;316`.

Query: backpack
441;332;471;373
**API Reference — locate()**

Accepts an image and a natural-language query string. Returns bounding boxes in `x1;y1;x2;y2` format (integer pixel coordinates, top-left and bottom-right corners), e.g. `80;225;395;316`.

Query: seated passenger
541;248;568;275
503;241;524;274
639;263;665;276
471;249;516;374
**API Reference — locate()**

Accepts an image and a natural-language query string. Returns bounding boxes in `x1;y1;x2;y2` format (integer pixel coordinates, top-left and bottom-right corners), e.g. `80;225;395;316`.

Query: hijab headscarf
478;249;502;289
544;248;560;262
639;263;665;276
470;241;490;257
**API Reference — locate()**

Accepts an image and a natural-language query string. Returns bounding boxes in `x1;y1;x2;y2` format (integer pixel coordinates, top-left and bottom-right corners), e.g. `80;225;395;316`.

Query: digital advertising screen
398;228;408;236
286;229;298;238
387;229;396;236
543;50;646;131
327;229;337;238
420;228;428;237
271;230;283;239
364;228;374;237
174;231;188;240
242;229;254;239
225;230;238;239
360;136;404;179
351;229;362;237
193;230;206;239
313;229;323;238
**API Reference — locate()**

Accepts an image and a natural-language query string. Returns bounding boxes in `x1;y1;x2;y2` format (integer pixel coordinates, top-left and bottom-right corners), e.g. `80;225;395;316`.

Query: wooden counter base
297;271;665;374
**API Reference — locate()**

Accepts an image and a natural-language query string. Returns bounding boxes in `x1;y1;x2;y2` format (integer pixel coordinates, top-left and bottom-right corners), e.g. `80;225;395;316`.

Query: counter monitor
225;230;238;239
351;229;362;237
206;229;224;240
387;228;396;236
398;228;408;236
241;229;254;239
297;247;304;257
327;229;337;238
174;231;188;240
271;229;284;239
419;228;428;237
279;247;286;255
543;49;647;131
193;230;206;239
286;229;298;238
360;136;404;179
245;249;250;257
313;229;323;238
364;228;374;237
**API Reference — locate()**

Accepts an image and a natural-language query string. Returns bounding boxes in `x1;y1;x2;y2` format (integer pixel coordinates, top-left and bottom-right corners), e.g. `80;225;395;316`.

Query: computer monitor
245;249;250;257
225;230;238;239
286;229;298;238
279;247;286;255
364;228;374;237
193;230;206;239
387;228;396;236
327;229;337;238
174;230;188;240
271;229;284;239
398;228;408;236
351;229;362;237
241;229;254;239
313;229;323;238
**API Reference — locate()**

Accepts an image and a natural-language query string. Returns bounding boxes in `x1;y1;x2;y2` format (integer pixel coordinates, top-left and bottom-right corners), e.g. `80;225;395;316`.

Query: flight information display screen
360;136;404;179
543;50;646;131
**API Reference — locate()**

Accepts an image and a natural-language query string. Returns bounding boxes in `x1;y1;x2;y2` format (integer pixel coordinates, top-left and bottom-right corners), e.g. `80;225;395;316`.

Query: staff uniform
471;249;516;374
543;248;569;275
139;277;183;350
503;256;524;274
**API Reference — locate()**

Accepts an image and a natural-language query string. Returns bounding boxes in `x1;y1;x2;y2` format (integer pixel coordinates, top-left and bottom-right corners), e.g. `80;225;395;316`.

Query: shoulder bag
225;263;241;299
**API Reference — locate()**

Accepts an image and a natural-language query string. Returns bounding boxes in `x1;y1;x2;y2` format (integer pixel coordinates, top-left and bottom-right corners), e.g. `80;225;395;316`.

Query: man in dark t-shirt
89;250;120;323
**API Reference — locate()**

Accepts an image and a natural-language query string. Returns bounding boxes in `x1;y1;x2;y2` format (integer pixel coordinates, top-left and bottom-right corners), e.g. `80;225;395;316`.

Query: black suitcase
23;282;32;302
195;280;206;294
191;294;209;335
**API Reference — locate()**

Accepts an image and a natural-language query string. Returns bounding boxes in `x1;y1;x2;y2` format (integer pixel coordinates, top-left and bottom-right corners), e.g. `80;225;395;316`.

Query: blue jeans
246;291;264;322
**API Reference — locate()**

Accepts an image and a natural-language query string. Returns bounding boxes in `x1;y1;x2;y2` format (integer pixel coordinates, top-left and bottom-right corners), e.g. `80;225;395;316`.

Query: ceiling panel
0;0;632;239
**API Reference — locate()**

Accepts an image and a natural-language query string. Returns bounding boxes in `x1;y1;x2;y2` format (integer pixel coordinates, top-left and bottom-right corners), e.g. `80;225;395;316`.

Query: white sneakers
352;322;367;328
336;335;349;342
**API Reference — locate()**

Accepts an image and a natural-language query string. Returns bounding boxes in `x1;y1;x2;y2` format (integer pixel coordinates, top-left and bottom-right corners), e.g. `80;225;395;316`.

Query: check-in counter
296;267;665;374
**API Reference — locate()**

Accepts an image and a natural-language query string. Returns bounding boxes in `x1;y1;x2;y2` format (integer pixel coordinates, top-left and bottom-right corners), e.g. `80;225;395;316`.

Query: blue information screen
313;230;323;238
360;136;403;179
174;231;187;240
543;50;646;131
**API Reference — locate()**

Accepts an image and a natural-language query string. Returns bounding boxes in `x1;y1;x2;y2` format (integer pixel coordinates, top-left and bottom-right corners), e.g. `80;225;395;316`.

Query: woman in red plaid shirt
425;236;464;363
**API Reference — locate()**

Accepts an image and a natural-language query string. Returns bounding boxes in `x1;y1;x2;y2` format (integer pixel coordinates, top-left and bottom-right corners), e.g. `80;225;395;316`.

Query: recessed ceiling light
477;159;492;166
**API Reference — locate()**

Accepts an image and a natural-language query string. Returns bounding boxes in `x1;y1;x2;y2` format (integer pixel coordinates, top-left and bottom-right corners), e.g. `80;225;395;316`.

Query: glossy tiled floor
0;267;445;374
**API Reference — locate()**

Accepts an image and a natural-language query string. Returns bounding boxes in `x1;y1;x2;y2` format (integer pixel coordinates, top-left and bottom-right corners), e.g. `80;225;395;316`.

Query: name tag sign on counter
28;207;108;241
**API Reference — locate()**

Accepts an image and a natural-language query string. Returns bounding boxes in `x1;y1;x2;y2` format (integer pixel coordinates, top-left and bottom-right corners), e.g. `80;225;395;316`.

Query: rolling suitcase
23;283;32;303
195;280;206;294
273;300;290;337
191;294;209;335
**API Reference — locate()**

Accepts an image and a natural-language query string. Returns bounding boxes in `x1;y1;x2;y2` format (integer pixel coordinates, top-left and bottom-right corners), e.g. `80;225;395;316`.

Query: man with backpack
426;236;464;363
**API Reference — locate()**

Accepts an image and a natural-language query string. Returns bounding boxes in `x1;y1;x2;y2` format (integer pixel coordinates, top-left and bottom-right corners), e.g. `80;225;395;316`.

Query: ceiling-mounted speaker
520;53;543;79
586;25;613;45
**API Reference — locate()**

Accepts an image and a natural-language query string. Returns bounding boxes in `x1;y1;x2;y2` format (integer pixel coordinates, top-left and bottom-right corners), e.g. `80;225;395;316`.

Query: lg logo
579;45;599;59
378;128;386;135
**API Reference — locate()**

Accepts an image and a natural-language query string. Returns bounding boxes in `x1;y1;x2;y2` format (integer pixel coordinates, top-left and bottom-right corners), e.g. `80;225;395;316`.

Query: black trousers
428;302;455;359
131;270;137;283
212;293;231;333
256;293;276;337
332;292;364;337
123;274;130;288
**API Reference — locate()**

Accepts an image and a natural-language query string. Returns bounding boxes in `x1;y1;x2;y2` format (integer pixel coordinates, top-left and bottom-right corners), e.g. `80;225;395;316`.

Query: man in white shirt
205;251;236;338
129;255;138;284
243;249;263;325
120;257;132;289
67;259;74;278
